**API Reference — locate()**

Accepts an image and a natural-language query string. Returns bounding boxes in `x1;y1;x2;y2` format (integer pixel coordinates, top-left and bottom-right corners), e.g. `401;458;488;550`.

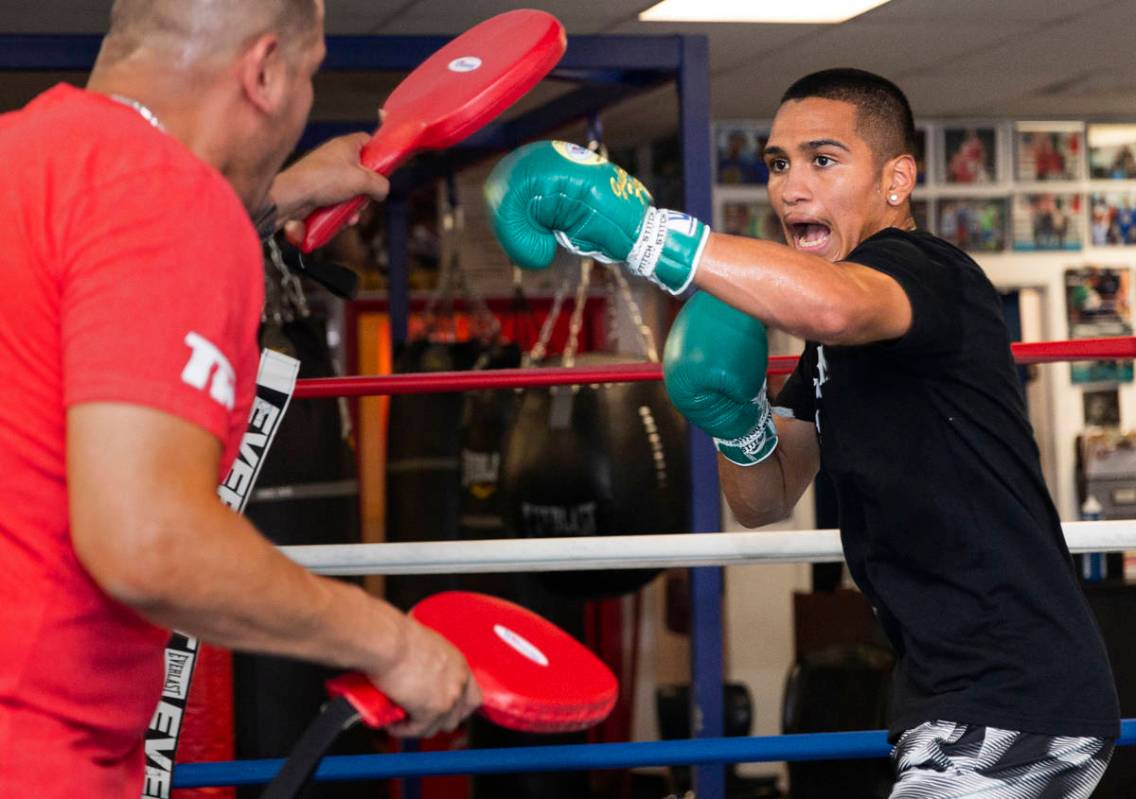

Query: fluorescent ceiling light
639;0;894;24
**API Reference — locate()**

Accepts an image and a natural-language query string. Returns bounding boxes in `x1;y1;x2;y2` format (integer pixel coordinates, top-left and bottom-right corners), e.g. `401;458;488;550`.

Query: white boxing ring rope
279;519;1136;576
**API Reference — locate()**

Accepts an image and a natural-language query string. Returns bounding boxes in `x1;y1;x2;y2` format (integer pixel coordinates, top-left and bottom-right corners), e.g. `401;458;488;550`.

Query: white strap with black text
141;349;300;799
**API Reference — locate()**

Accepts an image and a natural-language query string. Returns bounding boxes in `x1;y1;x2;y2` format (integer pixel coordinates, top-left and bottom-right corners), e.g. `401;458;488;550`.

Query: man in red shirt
0;1;479;796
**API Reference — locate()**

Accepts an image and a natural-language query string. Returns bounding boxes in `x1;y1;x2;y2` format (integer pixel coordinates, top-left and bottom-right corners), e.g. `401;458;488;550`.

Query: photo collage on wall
720;201;785;244
1065;266;1134;384
1012;193;1084;251
944;126;998;184
1088;124;1136;179
1015;123;1083;182
715;119;1136;256
938;198;1006;252
715;124;769;186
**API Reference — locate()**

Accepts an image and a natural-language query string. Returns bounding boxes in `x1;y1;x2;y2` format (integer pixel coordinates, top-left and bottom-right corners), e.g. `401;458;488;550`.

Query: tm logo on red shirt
180;332;235;410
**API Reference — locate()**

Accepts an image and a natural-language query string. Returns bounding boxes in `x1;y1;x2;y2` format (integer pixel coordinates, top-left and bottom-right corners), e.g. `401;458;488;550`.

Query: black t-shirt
774;228;1119;740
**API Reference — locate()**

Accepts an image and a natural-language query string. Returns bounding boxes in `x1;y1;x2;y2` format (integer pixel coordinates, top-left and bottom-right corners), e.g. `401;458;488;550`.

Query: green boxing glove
484;140;709;294
663;292;778;466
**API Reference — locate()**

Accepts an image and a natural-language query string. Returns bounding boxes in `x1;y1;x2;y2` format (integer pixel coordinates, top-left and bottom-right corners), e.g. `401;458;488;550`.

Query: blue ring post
676;33;725;799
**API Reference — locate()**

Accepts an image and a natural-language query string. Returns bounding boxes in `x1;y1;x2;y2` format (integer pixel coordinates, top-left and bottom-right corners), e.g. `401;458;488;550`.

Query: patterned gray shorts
890;720;1113;798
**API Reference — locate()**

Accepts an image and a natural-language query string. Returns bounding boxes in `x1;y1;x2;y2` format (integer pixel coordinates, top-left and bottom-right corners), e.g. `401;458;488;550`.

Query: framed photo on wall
1014;122;1084;181
715;123;769;185
937;198;1007;252
1065;266;1134;384
1088;124;1136;179
942;125;998;184
1083;388;1121;427
1012;193;1083;251
1089;193;1136;246
719;200;785;243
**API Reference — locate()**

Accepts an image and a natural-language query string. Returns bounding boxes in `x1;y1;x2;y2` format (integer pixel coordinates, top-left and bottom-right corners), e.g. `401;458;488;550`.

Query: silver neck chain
109;94;166;133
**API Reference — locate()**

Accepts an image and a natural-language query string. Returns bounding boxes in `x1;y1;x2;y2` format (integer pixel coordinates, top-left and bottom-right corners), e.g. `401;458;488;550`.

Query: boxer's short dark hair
781;68;916;164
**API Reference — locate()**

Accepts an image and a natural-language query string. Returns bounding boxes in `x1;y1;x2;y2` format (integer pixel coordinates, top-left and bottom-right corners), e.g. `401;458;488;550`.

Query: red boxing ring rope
293;337;1136;399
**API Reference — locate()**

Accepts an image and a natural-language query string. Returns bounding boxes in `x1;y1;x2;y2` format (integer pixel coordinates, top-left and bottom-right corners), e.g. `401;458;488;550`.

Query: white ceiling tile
862;0;1116;23
703;20;1016;96
366;0;649;34
309;69;575;120
0;0;111;33
608;19;824;70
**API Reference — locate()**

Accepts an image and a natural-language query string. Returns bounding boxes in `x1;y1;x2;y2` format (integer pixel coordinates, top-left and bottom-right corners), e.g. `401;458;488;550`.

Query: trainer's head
765;68;917;262
90;0;326;210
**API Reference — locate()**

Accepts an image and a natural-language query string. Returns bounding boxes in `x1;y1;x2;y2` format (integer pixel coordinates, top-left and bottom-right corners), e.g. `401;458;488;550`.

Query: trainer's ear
239;33;287;115
882;153;917;206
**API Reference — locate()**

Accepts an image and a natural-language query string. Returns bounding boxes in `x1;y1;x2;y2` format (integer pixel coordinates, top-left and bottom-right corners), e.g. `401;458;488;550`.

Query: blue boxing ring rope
174;722;1136;788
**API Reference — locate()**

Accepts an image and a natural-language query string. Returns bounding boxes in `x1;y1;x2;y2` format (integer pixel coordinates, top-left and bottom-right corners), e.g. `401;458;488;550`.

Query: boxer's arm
718;415;820;528
68;402;479;737
690;229;913;345
693;233;911;347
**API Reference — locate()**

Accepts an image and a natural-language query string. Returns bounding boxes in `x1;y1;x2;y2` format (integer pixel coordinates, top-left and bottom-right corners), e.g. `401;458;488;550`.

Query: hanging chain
448;203;500;343
585;130;659;363
525;271;571;367
422;203;456;340
266;237;310;321
605;262;660;363
563;258;593;368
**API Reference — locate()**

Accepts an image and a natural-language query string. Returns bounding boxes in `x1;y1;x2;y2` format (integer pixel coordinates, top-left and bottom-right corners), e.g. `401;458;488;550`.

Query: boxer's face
764;97;892;263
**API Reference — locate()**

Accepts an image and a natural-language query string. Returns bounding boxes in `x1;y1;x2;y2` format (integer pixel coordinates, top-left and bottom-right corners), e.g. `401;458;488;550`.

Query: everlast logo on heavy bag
521;501;598;535
461;449;500;499
501;355;689;599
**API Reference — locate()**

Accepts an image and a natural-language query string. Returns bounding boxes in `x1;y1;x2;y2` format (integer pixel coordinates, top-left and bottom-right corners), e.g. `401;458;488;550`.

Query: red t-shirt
0;84;263;797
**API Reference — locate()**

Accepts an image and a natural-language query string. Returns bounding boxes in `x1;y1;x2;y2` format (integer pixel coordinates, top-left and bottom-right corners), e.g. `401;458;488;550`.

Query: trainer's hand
269;131;391;247
663;292;778;465
369;617;481;738
484;140;709;294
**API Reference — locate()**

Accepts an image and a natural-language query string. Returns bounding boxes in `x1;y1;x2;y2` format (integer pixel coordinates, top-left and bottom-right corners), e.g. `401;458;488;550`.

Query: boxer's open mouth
787;220;832;253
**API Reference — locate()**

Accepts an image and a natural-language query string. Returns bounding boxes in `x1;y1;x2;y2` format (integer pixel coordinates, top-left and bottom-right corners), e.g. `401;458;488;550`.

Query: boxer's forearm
718;416;820;529
692;232;911;346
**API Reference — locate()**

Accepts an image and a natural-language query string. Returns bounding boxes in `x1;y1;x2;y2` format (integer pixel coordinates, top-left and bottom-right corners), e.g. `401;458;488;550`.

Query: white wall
722;497;815;785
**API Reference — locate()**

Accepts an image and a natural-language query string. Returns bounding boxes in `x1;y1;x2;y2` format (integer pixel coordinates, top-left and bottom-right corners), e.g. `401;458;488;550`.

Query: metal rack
0;30;726;798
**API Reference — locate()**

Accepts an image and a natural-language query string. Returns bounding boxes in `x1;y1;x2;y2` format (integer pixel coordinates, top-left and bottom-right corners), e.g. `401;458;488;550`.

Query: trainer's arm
264;131;391;242
694;234;911;346
68;402;478;738
719;415;820;528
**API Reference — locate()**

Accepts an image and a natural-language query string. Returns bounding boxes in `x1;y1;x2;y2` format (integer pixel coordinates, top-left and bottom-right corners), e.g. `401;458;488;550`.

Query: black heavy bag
458;342;523;540
384;338;483;611
782;644;895;799
451;342;523;599
236;312;375;799
501;354;689;598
